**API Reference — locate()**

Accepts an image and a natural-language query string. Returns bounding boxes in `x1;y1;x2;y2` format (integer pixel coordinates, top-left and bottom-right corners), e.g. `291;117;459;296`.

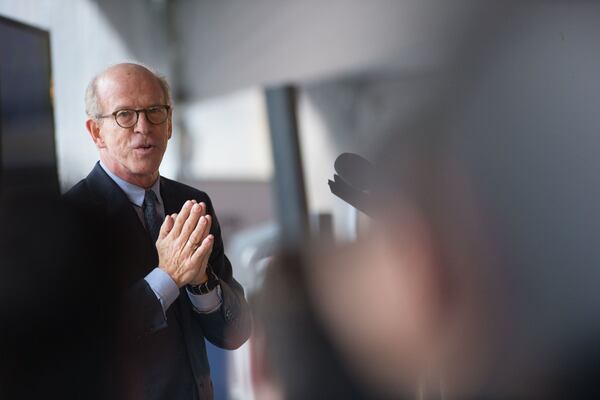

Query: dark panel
265;86;308;248
0;15;58;195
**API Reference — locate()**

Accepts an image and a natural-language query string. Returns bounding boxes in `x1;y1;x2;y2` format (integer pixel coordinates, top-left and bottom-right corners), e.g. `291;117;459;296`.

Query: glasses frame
96;105;171;128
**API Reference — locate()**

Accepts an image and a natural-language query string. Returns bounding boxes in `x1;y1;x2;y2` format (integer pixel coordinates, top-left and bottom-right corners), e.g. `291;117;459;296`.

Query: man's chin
129;157;162;173
123;163;161;182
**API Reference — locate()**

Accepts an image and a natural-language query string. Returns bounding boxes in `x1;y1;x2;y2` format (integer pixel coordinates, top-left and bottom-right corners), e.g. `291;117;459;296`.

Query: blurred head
251;253;376;400
307;132;497;398
85;63;172;188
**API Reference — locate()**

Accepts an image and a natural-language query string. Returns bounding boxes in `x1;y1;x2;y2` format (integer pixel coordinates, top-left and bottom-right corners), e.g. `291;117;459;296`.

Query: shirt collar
99;161;162;208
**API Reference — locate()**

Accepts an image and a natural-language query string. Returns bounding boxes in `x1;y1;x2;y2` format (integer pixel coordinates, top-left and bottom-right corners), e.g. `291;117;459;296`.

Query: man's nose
134;110;152;133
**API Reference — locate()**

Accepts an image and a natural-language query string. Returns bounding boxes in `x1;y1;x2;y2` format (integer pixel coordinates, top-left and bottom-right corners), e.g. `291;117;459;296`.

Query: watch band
188;267;219;295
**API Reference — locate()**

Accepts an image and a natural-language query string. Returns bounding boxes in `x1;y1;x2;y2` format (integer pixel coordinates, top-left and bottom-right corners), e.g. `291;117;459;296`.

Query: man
64;63;251;400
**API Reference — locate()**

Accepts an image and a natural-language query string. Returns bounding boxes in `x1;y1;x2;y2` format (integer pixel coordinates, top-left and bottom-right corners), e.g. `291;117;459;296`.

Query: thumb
158;214;175;240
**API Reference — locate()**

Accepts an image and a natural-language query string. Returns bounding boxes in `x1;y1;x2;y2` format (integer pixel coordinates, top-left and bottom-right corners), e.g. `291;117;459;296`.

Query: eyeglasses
96;105;171;128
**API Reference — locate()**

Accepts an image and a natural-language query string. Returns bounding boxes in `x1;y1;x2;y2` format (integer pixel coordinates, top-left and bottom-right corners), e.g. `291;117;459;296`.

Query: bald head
85;63;171;118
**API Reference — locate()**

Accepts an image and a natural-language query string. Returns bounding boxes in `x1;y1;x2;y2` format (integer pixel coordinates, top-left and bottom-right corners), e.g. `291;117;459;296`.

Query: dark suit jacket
64;162;251;400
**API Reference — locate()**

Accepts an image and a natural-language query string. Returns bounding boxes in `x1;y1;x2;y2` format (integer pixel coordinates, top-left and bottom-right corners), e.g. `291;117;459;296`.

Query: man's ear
167;112;173;140
86;118;106;148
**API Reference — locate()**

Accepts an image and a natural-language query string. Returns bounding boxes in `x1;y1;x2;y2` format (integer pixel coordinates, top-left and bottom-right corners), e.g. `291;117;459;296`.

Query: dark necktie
142;189;163;243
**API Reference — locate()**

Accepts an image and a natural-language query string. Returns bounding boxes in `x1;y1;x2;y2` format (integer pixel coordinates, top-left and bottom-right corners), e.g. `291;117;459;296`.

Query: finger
179;202;203;242
191;238;214;275
158;215;174;240
183;214;209;257
193;214;211;245
164;215;176;236
191;234;214;265
198;202;206;216
200;214;212;241
189;214;212;252
197;237;214;273
170;201;194;238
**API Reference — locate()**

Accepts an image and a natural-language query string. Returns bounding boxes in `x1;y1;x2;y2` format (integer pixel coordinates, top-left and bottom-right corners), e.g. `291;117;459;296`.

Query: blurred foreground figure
252;253;381;400
306;3;600;399
0;190;120;399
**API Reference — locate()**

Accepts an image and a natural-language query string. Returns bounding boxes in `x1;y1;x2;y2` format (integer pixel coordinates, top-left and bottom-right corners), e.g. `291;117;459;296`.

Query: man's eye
117;110;133;118
147;107;161;114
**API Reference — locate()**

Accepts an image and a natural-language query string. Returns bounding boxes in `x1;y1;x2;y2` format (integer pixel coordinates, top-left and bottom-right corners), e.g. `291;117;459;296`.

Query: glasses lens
146;106;168;125
115;110;137;128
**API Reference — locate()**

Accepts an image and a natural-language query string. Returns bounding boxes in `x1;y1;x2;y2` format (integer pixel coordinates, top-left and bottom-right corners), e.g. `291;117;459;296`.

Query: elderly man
65;63;251;400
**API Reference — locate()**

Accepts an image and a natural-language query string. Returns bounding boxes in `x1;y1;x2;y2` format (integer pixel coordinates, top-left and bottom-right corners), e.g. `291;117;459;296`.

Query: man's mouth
134;144;155;153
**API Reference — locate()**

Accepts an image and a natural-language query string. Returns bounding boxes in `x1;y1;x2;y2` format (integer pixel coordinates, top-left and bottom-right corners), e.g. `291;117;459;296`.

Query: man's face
89;65;172;187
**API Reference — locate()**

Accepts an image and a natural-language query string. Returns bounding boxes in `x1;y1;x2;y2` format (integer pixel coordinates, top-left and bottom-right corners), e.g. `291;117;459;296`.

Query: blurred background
2;1;600;399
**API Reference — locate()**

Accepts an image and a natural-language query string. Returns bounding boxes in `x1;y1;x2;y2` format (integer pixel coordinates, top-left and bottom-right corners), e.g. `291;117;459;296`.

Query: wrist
188;267;219;295
158;265;185;288
191;272;209;286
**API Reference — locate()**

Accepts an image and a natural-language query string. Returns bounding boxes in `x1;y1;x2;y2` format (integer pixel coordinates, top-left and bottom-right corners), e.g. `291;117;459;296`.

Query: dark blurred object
0;189;120;399
0;16;58;196
266;86;309;249
328;152;377;216
334;153;374;193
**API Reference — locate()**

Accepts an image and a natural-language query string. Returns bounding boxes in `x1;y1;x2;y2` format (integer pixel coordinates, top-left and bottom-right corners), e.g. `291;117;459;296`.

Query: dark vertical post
0;79;3;192
265;85;309;249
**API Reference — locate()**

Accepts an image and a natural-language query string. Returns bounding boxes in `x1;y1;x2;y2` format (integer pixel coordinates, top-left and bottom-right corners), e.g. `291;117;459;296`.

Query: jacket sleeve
122;279;170;338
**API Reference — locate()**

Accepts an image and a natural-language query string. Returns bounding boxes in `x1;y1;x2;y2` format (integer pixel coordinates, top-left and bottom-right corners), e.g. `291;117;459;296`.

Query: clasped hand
156;200;213;288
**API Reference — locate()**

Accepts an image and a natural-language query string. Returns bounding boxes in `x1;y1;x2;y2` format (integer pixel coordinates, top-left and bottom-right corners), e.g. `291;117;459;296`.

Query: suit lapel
86;162;158;277
160;176;186;215
86;163;141;222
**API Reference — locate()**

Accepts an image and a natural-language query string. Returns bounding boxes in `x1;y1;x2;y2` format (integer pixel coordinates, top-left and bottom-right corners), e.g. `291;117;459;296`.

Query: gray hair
84;63;172;118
